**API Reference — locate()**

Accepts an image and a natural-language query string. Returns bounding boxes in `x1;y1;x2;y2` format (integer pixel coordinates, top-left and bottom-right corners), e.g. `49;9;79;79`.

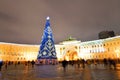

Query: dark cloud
0;0;120;44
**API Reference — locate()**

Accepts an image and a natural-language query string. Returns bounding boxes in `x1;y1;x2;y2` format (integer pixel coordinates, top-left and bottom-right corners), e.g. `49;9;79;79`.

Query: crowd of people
0;60;36;71
0;58;119;71
60;58;120;71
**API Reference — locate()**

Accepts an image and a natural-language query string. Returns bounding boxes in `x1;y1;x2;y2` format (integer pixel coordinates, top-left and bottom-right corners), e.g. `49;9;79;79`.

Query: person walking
62;59;68;72
31;60;35;68
0;60;3;71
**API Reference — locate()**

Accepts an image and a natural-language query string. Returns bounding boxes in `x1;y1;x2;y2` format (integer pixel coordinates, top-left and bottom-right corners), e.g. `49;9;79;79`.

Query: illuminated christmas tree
37;17;57;64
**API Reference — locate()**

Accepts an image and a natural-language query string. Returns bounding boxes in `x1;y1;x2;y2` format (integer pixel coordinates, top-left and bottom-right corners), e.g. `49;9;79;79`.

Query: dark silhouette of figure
0;61;3;71
108;58;116;69
81;59;85;68
31;60;35;68
5;62;8;69
103;58;108;66
62;59;68;72
112;60;116;70
77;59;80;68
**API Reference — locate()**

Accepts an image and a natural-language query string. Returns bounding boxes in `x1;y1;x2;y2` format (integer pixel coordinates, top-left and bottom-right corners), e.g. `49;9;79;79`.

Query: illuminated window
90;50;91;53
114;42;116;45
103;44;105;46
67;50;70;53
92;45;94;48
108;48;110;52
97;45;99;47
110;43;112;45
117;42;119;44
94;45;96;47
75;46;77;49
99;55;100;58
96;56;97;58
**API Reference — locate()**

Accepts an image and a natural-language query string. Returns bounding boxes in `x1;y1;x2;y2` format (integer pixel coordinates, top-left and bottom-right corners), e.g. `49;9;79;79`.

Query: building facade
0;43;39;61
0;36;120;62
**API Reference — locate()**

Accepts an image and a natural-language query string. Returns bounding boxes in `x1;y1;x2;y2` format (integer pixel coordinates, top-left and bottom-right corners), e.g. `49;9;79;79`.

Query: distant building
56;36;120;61
98;31;115;39
0;36;120;62
0;42;39;61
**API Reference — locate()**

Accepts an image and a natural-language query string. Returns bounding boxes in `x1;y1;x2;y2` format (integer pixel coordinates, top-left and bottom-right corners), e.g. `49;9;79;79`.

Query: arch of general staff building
0;36;120;62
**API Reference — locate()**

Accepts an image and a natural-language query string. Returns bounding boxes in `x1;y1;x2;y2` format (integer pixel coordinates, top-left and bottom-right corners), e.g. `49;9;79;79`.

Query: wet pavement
0;64;120;80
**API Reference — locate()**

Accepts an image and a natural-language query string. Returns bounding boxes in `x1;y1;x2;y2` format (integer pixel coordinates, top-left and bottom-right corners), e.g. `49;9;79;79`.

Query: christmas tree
37;17;57;64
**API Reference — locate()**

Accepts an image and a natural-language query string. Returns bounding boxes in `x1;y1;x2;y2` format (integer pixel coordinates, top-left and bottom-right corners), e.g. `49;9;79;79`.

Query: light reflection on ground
0;64;120;80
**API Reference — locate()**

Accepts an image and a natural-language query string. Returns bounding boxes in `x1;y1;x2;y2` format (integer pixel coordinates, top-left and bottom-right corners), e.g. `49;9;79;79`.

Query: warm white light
46;16;50;20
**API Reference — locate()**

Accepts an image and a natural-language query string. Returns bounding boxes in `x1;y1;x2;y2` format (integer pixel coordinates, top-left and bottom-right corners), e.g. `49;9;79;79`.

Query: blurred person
62;59;68;72
31;60;35;68
0;60;3;71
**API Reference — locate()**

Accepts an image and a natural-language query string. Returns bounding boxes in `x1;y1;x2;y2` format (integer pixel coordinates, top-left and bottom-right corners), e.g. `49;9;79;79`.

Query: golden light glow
0;36;120;61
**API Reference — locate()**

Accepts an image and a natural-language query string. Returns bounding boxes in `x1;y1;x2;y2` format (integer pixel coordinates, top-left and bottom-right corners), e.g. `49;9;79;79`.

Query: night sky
0;0;120;44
